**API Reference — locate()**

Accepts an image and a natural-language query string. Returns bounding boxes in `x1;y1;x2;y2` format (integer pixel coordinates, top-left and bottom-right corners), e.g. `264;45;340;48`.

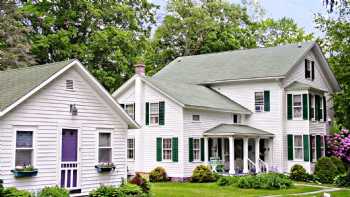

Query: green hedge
38;186;69;197
191;165;216;183
2;187;32;197
315;157;339;184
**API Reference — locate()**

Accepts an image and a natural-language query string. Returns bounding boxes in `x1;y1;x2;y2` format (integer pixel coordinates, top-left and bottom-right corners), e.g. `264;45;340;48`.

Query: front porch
203;124;274;174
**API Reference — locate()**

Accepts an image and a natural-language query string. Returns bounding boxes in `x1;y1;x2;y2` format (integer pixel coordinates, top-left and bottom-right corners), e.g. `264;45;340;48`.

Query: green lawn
302;190;350;197
151;182;323;197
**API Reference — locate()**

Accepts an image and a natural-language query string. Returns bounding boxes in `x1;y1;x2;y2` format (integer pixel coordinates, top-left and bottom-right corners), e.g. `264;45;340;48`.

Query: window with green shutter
172;137;178;162
200;138;204;161
264;90;270;112
303;135;310;161
287;94;293;120
288;134;293;160
189;138;193;162
156;137;162;161
303;94;308;120
159;101;165;125
323;96;327;122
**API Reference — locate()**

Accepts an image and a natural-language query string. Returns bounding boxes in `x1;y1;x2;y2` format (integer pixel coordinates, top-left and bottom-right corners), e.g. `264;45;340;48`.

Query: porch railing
259;159;269;173
247;159;256;173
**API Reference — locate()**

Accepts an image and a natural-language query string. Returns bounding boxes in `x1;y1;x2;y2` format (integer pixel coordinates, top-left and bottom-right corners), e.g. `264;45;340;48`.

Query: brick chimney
134;63;145;76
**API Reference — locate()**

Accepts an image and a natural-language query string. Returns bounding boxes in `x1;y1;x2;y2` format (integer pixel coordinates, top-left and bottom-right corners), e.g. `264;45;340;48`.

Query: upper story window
320;98;324;121
310;95;315;120
293;94;302;119
98;133;112;163
255;92;264;112
305;59;315;81
127;138;135;160
16;131;34;166
192;115;200;122
66;80;74;90
125;104;135;120
150;103;160;125
146;102;165;126
233;114;241;124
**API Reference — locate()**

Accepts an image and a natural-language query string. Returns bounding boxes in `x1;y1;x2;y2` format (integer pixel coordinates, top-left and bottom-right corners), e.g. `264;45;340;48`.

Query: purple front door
60;129;78;189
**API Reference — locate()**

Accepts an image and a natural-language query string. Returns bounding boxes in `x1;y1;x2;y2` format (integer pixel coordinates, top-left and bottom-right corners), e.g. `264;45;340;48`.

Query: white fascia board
111;74;138;98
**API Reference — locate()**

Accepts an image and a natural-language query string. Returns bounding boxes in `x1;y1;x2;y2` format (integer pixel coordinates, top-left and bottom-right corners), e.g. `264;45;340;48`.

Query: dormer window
66;80;74;90
305;59;315;80
233;114;241;124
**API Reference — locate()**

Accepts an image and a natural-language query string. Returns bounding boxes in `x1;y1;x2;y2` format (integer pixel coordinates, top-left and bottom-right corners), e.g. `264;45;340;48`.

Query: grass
151;182;322;197
302;190;350;197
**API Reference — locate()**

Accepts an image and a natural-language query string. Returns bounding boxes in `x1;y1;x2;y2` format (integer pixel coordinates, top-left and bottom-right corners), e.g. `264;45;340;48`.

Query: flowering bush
326;129;350;163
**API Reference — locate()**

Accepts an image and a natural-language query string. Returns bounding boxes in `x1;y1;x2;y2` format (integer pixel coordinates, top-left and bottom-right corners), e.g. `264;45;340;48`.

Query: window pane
16;131;33;148
193;139;200;149
294;107;302;118
294;135;302;146
128;149;134;159
163;150;171;160
126;104;134;118
194;150;200;160
151;116;159;124
15;149;32;166
192;115;200;121
295;148;303;159
163;139;172;149
127;139;134;149
99;148;111;162
150;103;159;114
99;133;111;147
255;92;264;105
293;95;301;106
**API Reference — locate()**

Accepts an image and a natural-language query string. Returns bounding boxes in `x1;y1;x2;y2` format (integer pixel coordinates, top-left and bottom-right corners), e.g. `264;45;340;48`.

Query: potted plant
95;162;115;173
11;165;38;177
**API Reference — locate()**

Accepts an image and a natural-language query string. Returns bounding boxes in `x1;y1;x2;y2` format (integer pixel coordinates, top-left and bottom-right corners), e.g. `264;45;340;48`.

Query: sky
151;0;328;35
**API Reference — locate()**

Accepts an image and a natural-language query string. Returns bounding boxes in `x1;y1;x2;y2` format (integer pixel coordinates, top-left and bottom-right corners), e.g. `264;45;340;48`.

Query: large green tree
0;0;36;70
20;0;157;92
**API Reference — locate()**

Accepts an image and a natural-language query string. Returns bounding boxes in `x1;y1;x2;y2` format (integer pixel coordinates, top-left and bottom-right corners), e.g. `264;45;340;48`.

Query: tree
0;0;36;70
20;0;157;92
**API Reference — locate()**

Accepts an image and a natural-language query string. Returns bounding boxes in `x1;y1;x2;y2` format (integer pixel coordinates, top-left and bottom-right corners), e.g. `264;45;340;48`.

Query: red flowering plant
327;129;350;163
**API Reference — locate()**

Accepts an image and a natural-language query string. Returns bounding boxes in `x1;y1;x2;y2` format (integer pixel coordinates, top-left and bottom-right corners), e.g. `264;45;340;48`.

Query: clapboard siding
0;67;128;195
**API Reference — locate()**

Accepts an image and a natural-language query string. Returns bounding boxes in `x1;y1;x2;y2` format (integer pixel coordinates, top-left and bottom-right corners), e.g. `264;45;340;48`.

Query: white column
255;137;260;173
221;137;225;161
243;137;249;173
229;136;235;174
204;137;209;164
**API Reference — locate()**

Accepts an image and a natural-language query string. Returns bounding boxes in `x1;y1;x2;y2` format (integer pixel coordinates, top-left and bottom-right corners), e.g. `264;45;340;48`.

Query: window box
11;165;38;177
95;163;115;173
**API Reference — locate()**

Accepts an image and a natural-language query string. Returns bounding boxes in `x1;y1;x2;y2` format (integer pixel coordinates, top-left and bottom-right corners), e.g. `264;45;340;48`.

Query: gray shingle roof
285;81;327;92
204;124;274;136
145;78;251;114
153;42;315;84
0;59;75;111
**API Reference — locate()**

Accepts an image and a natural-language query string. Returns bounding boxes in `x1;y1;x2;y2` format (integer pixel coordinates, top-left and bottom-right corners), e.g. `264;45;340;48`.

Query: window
127;138;135;160
192;115;200;122
320;98;324;121
305;59;312;80
255;92;264;112
15;131;33;166
193;138;201;161
320;136;325;157
125;104;135;120
98;133;112;163
294;135;303;160
150;103;159;125
310;95;315;120
66;80;74;90
293;95;302;119
311;136;316;162
162;138;172;161
233;114;241;124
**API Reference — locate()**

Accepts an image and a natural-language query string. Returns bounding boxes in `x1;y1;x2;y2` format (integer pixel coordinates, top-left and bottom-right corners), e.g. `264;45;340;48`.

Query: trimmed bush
289;164;307;181
2;187;32;197
334;171;350;187
330;156;347;174
129;173;151;194
89;185;124;197
216;176;239;186
191;165;215;183
119;183;143;196
315;157;338;184
149;167;167;182
237;173;292;189
38;186;69;197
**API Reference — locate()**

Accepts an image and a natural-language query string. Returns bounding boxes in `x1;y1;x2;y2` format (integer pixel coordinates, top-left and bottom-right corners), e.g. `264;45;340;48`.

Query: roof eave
184;104;252;114
197;76;286;85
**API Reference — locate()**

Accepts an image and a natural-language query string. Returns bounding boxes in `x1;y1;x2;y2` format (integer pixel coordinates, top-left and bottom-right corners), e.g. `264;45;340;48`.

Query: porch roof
204;124;274;137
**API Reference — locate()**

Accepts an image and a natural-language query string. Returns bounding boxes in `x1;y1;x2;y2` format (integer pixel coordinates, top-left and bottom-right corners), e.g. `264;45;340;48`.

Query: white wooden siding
0;67;128;194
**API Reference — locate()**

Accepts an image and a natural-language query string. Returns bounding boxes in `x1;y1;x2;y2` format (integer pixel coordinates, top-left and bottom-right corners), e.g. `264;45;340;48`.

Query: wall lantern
70;104;78;116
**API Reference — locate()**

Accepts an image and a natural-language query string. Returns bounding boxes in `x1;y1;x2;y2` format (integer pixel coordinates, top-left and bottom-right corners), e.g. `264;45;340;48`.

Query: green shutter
146;102;150;125
309;135;313;162
157;137;162;161
309;94;312;120
172;137;178;162
218;138;222;160
303;135;310;161
303;94;308;120
159;101;165;125
311;61;315;80
189;138;193;162
323;96;327;122
315;96;320;121
208;138;212;159
264;90;270;112
316;135;321;160
287;94;293;120
200;138;204;161
120;104;125;109
288;134;293;160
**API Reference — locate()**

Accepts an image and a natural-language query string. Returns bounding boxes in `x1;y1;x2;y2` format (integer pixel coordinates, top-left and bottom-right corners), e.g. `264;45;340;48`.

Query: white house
113;42;340;180
0;60;139;195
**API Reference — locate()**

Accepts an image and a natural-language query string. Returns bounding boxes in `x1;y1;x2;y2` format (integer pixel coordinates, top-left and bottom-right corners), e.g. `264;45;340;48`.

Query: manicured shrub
237;175;257;188
2;187;32;197
38;186;69;197
119;183;143;196
314;157;338;184
289;164;307;181
88;185;124;197
334;171;350;187
330;156;347;174
191;165;215;183
129;173;151;194
237;173;292;189
149;167;167;182
216;176;239;186
212;172;222;181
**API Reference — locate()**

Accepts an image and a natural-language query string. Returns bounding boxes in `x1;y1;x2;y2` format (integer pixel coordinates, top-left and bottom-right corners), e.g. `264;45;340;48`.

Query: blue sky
151;0;327;35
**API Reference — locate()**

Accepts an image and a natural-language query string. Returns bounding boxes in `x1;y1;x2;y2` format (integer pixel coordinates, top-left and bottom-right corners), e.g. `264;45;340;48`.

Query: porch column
204;137;209;164
255;137;260;173
229;136;235;174
221;137;225;161
243;137;249;173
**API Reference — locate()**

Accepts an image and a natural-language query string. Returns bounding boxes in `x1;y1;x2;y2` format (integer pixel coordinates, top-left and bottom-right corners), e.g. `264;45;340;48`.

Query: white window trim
13;126;37;168
255;92;264;112
149;102;160;126
162;138;172;162
98;131;113;163
127;138;135;161
192;138;201;162
293;135;304;161
292;94;303;120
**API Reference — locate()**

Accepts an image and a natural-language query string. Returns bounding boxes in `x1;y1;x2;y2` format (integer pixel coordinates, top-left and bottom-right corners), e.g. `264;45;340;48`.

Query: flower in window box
11;164;38;177
95;162;115;173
